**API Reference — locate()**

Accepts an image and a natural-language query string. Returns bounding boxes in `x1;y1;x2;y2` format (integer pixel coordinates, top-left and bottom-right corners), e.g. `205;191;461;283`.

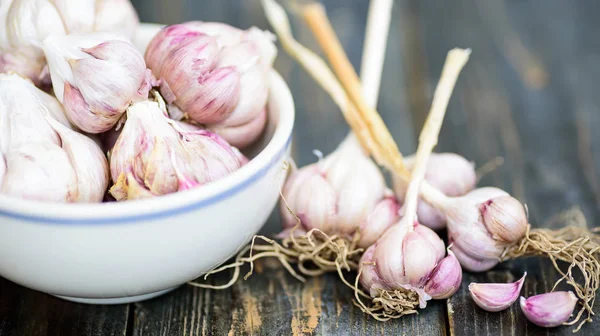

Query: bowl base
53;286;179;305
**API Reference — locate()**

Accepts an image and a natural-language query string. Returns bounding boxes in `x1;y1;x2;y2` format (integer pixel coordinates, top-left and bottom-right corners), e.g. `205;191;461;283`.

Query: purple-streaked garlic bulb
426;187;528;272
0;0;139;85
359;217;462;307
394;153;476;230
109;100;247;201
144;21;276;148
43;33;152;133
279;141;400;248
0;73;109;202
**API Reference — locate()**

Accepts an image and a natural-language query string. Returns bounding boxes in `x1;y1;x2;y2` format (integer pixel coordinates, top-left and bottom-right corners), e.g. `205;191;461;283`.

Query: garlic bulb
144;21;276;148
43;33;151;133
432;187;528;272
280;141;400;248
359;217;462;307
394;153;476;230
0;0;138;84
109;100;246;201
0;73;109;202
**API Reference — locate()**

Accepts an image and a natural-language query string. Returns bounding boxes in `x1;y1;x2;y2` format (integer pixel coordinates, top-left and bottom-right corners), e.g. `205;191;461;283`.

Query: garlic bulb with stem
109;99;247;201
144;21;276;148
43;32;152;133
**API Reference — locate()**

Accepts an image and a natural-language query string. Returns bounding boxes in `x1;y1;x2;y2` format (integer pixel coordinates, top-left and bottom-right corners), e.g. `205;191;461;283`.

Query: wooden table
2;0;600;335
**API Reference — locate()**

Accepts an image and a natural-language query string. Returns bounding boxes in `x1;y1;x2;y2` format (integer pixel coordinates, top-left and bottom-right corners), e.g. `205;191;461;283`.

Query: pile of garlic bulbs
0;0;276;203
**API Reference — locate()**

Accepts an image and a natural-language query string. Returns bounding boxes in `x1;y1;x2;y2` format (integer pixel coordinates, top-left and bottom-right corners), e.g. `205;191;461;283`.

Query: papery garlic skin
144;21;276;148
43;33;150;133
109;100;246;201
438;187;528;272
279;142;395;239
394;153;476;230
469;272;526;312
520;291;577;328
360;217;455;307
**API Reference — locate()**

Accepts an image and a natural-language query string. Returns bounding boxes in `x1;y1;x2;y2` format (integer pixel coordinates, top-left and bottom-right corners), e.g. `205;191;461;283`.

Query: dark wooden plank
409;0;600;334
128;0;446;335
0;277;129;336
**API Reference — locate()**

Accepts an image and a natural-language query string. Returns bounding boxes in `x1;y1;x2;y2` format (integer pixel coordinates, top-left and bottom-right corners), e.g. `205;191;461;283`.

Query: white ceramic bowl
0;24;294;304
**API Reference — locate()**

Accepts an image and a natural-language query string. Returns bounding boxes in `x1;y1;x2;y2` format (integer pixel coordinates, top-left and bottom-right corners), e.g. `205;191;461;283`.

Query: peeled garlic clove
43;33;149;133
93;0;139;39
520;291;578;328
424;250;463;299
469;272;526;312
44;116;109;202
1;142;78;202
480;196;528;244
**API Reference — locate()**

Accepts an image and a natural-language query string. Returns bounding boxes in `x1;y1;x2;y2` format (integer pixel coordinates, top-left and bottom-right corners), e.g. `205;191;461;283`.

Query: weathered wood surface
1;0;600;335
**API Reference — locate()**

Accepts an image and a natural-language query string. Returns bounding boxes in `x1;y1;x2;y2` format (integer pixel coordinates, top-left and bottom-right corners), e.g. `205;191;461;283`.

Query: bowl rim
0;70;295;225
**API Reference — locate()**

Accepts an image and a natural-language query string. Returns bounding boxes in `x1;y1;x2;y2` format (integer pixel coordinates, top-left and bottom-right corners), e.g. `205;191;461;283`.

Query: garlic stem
402;49;471;224
299;2;408;175
341;0;394;154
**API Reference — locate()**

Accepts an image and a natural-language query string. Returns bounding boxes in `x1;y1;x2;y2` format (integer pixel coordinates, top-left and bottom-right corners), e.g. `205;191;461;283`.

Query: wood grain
0;277;129;336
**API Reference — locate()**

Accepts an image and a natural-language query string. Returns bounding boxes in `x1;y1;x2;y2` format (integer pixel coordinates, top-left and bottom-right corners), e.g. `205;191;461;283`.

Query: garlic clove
403;228;442;287
357;193;401;248
1;142;78;202
358;244;390;295
374;221;412;286
480;196;528;244
424;250;463;299
520;291;578;328
207;107;268;148
44;115;109;202
469;272;526;312
414;223;446;261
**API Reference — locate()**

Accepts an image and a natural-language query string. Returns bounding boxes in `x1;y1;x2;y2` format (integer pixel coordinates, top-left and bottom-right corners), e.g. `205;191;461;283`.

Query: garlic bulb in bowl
0;73;109;202
144;21;276;148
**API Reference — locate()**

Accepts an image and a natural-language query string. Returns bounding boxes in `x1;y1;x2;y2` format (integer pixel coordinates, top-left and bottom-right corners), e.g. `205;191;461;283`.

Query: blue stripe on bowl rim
0;135;292;225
